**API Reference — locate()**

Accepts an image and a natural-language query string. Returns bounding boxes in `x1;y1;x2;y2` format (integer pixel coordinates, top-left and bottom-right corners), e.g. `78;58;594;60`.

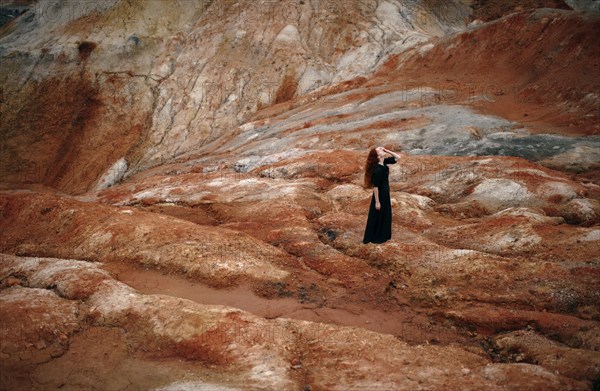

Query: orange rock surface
1;1;598;390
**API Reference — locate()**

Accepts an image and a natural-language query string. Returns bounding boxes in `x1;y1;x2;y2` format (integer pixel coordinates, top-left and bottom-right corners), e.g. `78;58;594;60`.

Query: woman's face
375;147;385;159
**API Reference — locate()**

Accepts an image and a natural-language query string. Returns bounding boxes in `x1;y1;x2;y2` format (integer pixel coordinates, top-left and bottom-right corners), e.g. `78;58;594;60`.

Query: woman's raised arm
383;148;402;160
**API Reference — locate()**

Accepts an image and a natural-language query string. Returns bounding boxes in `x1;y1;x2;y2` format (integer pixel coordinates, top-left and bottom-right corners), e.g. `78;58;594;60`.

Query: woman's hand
383;148;402;159
375;202;381;210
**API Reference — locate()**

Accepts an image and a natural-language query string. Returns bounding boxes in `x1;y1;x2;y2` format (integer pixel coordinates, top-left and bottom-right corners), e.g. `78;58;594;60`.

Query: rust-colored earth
1;1;599;390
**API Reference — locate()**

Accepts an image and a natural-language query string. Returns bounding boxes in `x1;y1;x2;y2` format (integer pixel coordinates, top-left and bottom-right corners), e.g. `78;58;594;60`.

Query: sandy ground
1;1;599;390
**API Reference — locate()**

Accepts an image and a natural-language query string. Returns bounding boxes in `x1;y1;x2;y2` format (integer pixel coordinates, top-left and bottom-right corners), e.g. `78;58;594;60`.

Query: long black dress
363;157;396;244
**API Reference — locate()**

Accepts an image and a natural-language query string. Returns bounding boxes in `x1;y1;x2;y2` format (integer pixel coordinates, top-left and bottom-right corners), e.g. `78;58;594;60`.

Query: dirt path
100;262;466;346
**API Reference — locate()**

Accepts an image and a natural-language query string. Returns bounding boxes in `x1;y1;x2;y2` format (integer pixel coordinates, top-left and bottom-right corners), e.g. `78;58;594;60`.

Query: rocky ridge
1;0;599;390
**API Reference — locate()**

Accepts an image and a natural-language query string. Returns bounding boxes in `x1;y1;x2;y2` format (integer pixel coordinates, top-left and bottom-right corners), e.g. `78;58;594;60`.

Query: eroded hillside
1;1;599;390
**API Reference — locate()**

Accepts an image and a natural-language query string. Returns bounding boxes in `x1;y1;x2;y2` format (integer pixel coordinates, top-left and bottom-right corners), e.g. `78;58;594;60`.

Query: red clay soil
470;0;572;22
368;9;600;136
100;261;463;346
0;73;144;194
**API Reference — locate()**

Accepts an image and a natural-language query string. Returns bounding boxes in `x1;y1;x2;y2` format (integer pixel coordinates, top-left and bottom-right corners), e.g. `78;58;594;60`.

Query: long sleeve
371;168;383;187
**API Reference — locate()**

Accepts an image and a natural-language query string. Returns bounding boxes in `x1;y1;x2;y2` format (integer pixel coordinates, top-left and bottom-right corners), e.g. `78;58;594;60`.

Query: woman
363;146;402;244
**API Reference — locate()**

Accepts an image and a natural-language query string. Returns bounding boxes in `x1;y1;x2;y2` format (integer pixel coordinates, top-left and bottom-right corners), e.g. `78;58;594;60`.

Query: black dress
363;157;396;244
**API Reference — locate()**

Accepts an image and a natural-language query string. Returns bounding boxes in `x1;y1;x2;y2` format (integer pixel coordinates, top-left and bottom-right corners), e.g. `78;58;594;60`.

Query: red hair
364;148;379;188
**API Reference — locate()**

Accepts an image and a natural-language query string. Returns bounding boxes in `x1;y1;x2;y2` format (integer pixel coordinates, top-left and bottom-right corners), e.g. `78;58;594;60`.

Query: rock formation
1;0;598;390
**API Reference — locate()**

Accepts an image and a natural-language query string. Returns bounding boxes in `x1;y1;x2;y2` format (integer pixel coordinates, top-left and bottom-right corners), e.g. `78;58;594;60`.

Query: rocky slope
1;0;473;194
1;0;599;390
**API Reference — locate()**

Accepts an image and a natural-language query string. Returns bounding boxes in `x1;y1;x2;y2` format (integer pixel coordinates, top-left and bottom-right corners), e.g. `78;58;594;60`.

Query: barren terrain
1;1;599;390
